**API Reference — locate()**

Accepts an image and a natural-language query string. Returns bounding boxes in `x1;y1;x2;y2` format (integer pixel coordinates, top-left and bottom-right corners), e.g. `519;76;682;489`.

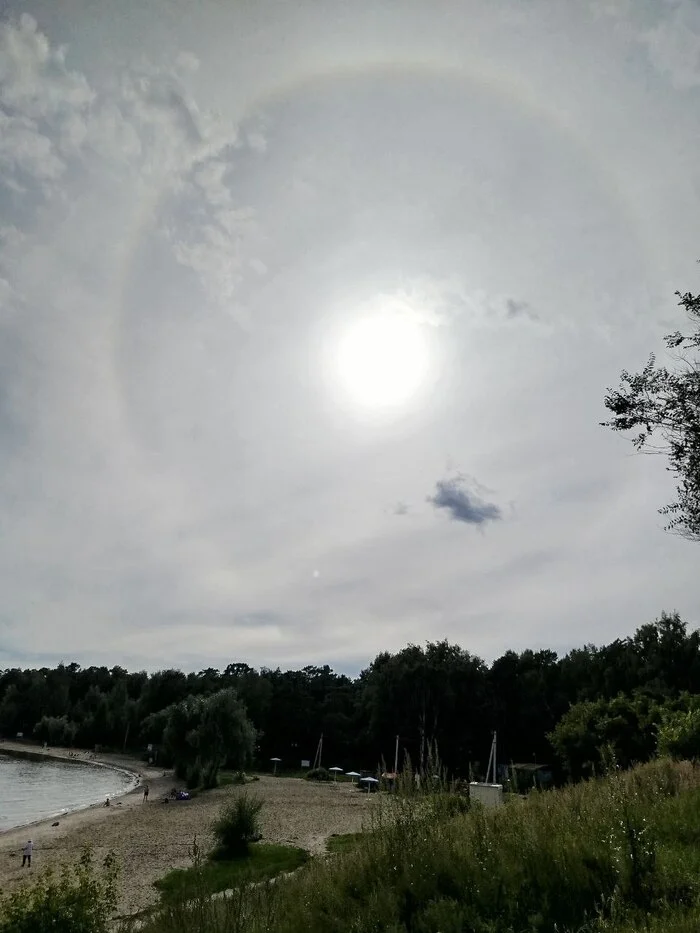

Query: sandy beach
0;744;376;917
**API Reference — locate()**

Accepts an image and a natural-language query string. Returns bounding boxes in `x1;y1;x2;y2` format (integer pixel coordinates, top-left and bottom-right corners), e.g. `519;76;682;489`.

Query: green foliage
304;767;331;781
162;688;256;787
658;706;700;760
602;280;700;541
326;833;364;854
4;613;700;787
134;759;700;933
0;849;118;933
32;715;77;747
548;694;659;779
211;792;264;857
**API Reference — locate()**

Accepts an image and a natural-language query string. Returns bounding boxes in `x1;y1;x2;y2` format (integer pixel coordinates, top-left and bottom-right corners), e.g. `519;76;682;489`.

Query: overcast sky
1;0;700;675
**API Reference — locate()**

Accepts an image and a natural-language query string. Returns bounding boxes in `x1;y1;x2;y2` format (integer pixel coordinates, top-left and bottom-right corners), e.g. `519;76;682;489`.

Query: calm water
0;753;137;831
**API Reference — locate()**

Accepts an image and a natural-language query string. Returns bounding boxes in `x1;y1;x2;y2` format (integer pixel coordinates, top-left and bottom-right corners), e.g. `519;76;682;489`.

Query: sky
1;0;700;676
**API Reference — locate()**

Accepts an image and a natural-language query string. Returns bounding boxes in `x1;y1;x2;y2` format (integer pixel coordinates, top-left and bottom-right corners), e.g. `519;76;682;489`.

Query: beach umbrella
360;776;379;794
329;766;343;782
346;771;361;784
270;757;281;775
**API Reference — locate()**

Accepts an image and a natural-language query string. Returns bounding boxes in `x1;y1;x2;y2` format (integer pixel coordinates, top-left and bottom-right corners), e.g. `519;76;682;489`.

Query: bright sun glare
335;312;429;410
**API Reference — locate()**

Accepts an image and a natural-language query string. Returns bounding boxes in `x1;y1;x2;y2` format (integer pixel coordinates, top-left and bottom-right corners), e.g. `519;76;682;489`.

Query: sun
334;311;429;410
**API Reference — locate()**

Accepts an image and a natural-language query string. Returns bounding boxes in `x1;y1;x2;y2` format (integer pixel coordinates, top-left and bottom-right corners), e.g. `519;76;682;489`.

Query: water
0;753;137;831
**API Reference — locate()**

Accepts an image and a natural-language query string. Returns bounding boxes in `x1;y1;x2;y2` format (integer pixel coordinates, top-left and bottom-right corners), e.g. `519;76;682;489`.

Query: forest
2;610;700;783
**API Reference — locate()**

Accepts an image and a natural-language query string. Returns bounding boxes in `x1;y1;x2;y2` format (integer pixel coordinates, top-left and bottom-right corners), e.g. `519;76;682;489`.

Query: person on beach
143;784;149;802
22;840;33;868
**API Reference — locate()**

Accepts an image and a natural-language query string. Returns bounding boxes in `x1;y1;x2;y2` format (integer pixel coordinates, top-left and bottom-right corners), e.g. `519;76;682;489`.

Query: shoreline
0;757;375;917
0;742;144;835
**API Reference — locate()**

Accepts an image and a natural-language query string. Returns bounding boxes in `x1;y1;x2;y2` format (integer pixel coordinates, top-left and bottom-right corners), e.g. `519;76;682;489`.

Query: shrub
0;849;118;933
211;792;263;857
304;767;331;782
658;708;700;760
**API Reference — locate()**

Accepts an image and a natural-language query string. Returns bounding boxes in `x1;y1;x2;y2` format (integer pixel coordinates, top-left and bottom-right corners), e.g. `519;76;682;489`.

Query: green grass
153;843;309;903
325;832;364;854
118;759;700;933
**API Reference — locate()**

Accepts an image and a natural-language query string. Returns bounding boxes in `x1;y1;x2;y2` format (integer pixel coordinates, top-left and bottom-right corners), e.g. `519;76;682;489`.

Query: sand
0;744;376;917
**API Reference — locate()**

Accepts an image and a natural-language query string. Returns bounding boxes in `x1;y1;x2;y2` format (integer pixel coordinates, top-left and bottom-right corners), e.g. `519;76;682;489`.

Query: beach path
0;745;375;917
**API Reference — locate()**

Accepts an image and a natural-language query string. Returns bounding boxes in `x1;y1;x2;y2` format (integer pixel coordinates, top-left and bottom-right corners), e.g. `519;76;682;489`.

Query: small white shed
468;781;504;808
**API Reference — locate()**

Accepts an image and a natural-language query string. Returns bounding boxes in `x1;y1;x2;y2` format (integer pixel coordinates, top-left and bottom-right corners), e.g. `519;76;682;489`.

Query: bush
0;849;118;933
658;708;700;760
211;793;263;857
304;767;331;782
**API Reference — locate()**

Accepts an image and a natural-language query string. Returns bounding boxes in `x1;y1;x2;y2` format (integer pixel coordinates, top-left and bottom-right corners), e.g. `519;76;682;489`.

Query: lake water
0;752;137;832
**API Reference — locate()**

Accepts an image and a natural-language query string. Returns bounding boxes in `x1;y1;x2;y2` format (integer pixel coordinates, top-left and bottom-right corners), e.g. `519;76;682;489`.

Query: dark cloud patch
428;476;502;526
504;297;539;321
393;501;409;516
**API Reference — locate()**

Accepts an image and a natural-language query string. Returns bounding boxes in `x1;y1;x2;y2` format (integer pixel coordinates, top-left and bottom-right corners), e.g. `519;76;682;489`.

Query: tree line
2;611;700;784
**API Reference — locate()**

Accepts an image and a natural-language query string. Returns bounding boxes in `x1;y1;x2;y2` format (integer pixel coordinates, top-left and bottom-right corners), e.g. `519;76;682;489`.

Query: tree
161;688;255;785
33;716;77;747
601;281;700;540
548;695;658;779
357;641;490;774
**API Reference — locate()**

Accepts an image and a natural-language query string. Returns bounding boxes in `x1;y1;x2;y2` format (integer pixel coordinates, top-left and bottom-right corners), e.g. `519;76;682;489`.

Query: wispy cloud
0;14;264;322
505;297;539;321
641;1;700;90
428;476;503;526
591;0;700;90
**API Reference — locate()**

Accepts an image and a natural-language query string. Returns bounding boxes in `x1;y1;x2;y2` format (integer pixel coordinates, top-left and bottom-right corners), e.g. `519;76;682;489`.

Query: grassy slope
137;759;700;933
153;843;309;903
325;832;364;855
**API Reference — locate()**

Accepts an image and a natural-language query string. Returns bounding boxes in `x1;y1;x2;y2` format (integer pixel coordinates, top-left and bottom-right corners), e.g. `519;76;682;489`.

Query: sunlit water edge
0;752;139;832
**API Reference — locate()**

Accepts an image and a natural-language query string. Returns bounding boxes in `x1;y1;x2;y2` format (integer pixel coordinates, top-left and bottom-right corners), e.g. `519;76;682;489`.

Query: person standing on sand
143;783;149;802
22;840;33;868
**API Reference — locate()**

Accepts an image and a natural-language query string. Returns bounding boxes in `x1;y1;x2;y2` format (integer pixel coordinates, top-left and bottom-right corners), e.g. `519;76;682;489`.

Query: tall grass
130;759;700;933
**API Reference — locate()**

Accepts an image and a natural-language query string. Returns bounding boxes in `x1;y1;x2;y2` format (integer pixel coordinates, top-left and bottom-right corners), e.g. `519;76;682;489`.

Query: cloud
427;476;503;526
591;0;700;90
504;297;539;321
0;14;94;194
641;1;700;90
358;277;542;331
0;14;265;324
